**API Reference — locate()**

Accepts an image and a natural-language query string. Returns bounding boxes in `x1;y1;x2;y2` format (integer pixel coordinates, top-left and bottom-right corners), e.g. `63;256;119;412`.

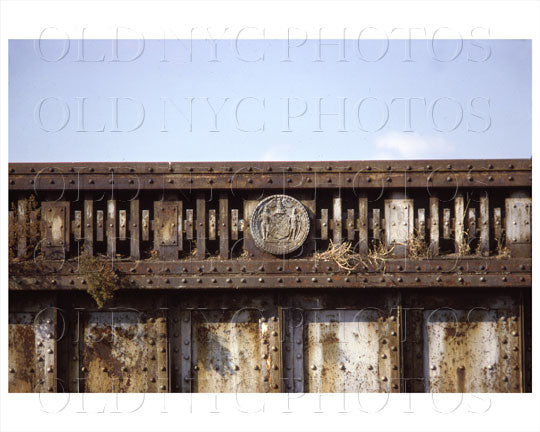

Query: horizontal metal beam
8;258;531;276
8;159;532;190
10;272;531;290
9;258;531;290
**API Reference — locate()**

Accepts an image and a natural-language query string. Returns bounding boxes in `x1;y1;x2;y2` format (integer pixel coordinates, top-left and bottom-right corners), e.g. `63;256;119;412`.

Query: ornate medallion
250;195;310;255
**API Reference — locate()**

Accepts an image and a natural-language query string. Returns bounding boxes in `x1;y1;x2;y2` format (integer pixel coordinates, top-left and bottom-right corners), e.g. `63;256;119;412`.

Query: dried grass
408;232;428;259
315;240;394;273
496;232;511;259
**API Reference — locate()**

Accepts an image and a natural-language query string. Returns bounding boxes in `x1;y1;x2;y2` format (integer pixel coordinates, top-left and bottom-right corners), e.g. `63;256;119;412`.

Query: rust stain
9;323;36;392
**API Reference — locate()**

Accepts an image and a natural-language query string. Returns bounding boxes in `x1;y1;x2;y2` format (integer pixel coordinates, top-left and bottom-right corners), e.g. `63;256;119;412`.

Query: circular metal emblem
250;194;310;255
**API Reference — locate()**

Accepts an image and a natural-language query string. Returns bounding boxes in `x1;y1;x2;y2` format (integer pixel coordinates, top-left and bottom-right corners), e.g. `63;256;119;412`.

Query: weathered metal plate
41;201;69;248
191;309;276;392
506;197;531;257
8;313;37;392
9;308;57;393
424;308;522;392
154;202;179;247
79;311;167;393
384;199;414;252
303;309;397;392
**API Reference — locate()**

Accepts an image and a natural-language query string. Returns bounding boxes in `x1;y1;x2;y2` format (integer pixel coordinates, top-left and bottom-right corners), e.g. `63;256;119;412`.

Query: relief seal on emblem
250;195;310;255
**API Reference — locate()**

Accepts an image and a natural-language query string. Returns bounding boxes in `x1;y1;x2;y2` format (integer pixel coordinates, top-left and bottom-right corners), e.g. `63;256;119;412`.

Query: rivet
272;346;278;351
511;331;518;336
368;365;373;370
381;354;387;359
459;366;465;371
311;365;317;370
81;367;87;372
381;376;388;382
340;364;346;371
254;365;260;370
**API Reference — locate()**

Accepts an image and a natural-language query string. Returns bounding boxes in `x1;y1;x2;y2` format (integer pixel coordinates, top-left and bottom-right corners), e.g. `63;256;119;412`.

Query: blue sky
9;39;531;162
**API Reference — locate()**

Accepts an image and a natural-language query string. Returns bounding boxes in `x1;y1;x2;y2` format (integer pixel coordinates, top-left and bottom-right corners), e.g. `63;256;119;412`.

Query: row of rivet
9;161;528;175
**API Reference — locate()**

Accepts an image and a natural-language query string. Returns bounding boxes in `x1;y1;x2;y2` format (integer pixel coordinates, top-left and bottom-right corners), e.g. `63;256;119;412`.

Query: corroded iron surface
7;159;532;394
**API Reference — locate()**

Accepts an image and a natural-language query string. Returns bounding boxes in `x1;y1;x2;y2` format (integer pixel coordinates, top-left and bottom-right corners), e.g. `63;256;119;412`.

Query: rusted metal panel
41;201;70;258
479;195;490;256
9;313;37;392
9;307;58;393
142;209;150;241
17;199;27;258
417;208;425;240
505;196;531;257
119;210;127;241
468;208;477;244
130;199;140;259
84;197;94;255
384;198;414;256
96;210;104;242
372;208;381;241
455;194;465;254
231;209;239;241
73;210;82;241
153;201;181;259
346;209;355;241
320;208;328;240
424;308;522;392
106;200;117;257
179;309;192;392
196;196;206;259
332;194;342;245
191;309;278;392
219;194;229;258
357;195;368;254
429;196;439;255
286;292;401;393
208;209;216;241
185;209;193;240
304;309;398;392
443;208;451;239
78;311;167;393
494;207;503;248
